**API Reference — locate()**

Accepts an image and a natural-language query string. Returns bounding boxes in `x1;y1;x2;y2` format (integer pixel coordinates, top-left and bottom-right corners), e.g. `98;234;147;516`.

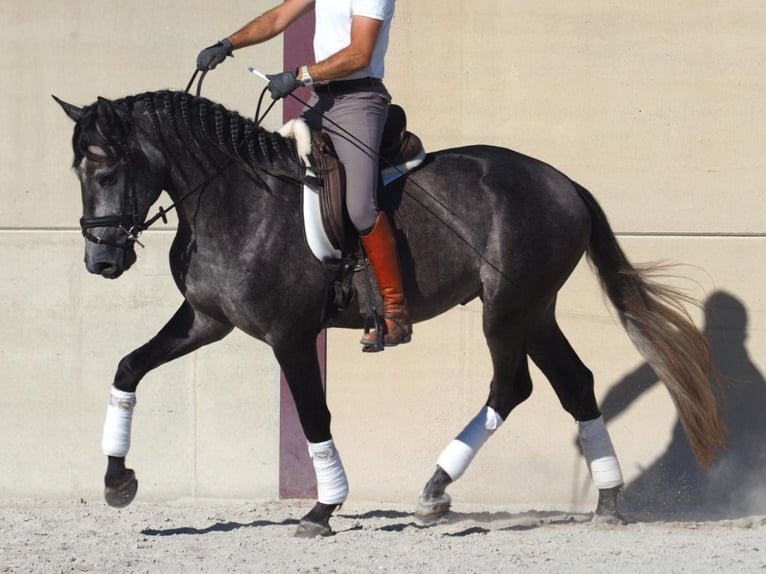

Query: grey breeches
301;86;390;232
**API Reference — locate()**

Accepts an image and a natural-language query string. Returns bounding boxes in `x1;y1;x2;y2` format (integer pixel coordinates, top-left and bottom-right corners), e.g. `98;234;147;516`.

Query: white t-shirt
313;0;395;80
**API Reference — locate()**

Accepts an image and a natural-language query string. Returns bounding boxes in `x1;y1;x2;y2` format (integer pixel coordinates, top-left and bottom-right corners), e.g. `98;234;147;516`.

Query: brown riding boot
359;212;413;349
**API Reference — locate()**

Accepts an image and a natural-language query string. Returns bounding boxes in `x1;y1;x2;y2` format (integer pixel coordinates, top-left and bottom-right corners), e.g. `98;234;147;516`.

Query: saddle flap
308;133;355;255
282;106;426;261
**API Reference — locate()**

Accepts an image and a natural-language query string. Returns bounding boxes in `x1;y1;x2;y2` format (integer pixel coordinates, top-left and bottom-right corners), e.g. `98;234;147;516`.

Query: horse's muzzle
84;242;137;279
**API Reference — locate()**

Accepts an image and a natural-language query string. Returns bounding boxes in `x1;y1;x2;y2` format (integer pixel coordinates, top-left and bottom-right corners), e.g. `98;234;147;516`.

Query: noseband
79;215;144;249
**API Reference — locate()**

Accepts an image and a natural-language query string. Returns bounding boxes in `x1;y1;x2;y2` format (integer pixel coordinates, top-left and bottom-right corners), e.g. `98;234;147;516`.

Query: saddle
286;104;426;258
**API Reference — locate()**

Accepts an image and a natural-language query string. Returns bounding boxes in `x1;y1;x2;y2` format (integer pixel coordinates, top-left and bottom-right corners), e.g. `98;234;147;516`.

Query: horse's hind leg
415;306;533;525
103;301;233;508
527;305;625;523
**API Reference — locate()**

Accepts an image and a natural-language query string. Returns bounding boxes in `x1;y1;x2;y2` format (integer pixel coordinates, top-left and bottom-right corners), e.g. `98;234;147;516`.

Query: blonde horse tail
574;182;726;469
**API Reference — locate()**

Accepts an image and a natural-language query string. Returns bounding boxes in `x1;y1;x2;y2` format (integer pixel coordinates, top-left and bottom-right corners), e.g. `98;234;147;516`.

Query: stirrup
360;314;412;352
360;314;385;353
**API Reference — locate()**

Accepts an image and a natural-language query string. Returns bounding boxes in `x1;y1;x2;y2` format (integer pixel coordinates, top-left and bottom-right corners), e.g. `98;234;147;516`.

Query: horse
54;90;726;537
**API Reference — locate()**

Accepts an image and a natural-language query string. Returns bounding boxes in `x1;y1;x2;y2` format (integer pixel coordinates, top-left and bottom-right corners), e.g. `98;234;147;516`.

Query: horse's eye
99;174;116;188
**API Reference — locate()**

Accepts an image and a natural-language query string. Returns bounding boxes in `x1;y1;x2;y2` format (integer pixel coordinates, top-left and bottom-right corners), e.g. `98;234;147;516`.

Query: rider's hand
196;38;233;71
266;70;303;100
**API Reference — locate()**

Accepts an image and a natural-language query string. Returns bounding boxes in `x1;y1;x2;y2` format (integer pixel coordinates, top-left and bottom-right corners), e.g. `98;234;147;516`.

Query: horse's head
54;95;165;279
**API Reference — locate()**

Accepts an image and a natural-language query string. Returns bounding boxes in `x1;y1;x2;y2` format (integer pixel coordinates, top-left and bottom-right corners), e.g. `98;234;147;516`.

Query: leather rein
79;70;277;250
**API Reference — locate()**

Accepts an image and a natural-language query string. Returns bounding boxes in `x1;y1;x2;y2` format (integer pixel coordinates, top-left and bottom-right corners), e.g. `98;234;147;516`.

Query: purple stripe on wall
283;11;316;121
279;11;321;500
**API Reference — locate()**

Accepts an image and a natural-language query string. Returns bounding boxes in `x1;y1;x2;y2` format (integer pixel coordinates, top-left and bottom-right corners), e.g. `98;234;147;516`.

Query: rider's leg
311;86;412;347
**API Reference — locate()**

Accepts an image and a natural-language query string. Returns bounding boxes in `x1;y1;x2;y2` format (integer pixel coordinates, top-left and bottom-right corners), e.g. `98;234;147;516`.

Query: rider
196;0;412;349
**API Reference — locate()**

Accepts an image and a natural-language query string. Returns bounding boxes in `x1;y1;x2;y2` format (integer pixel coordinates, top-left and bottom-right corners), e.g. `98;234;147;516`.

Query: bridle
78;70;278;251
79;137;147;250
77;67;435;254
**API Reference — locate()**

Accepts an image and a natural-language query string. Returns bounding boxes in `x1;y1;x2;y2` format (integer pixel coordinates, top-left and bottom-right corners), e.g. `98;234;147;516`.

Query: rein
84;67;427;251
81;70;278;249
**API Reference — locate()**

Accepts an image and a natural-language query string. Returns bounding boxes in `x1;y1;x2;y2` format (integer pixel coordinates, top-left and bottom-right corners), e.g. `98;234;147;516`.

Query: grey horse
54;91;725;536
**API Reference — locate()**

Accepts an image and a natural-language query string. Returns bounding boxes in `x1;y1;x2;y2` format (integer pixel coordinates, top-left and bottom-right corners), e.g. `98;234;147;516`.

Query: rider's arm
227;0;315;49
304;15;384;82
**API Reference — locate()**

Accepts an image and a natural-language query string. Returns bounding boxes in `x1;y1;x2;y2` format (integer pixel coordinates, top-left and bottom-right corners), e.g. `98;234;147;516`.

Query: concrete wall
331;1;766;511
2;1;764;512
1;1;286;502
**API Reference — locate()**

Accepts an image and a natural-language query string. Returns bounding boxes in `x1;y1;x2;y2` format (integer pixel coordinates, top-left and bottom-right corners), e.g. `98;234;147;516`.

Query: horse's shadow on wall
600;290;766;518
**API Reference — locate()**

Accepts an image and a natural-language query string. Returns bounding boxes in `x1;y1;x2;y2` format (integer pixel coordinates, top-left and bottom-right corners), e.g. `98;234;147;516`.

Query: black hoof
413;493;451;526
295;502;338;537
294;520;333;538
593;485;627;525
104;469;138;508
592;511;628;525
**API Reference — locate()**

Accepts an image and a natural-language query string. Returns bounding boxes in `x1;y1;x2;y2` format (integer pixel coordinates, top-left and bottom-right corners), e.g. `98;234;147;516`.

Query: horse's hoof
413;493;451;526
592;510;628;526
593;486;626;525
104;469;138;508
294;519;333;538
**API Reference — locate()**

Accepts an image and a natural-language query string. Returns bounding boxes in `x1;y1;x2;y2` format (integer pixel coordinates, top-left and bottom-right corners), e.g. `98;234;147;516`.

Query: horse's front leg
103;301;233;508
273;337;346;538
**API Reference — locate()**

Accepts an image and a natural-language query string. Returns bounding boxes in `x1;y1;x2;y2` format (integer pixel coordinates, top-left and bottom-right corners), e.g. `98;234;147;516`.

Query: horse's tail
573;181;726;469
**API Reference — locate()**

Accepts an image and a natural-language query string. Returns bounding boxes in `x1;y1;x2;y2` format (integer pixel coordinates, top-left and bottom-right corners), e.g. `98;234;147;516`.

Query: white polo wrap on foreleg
577;415;624;489
101;386;137;457
308;439;349;505
436;406;504;481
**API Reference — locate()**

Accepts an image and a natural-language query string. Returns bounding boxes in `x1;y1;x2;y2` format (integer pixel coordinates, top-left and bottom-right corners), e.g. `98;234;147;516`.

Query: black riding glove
196;38;233;71
266;70;304;100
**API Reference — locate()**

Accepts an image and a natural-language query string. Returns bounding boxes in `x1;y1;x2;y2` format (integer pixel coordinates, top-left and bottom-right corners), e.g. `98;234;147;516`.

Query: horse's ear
96;96;122;138
52;95;83;122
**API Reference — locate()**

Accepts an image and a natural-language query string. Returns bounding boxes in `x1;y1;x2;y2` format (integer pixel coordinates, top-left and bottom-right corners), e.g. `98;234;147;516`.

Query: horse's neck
136;91;303;187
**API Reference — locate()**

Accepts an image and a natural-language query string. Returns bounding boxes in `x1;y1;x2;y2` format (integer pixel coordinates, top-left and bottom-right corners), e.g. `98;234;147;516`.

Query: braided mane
73;90;303;178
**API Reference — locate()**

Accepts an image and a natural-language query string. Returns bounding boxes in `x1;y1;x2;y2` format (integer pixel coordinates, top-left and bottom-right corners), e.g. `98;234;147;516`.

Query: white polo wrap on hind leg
436;406;504;481
101;386;137;457
308;439;349;505
577;415;624;489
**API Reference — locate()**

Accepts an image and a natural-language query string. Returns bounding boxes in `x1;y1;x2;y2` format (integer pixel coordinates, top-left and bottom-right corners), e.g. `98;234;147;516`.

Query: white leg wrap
101;386;137;457
308;439;349;505
577;415;624;489
436;406;504;481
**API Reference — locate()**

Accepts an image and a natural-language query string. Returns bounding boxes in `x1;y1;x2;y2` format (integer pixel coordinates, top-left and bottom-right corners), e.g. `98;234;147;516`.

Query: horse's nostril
95;261;116;275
